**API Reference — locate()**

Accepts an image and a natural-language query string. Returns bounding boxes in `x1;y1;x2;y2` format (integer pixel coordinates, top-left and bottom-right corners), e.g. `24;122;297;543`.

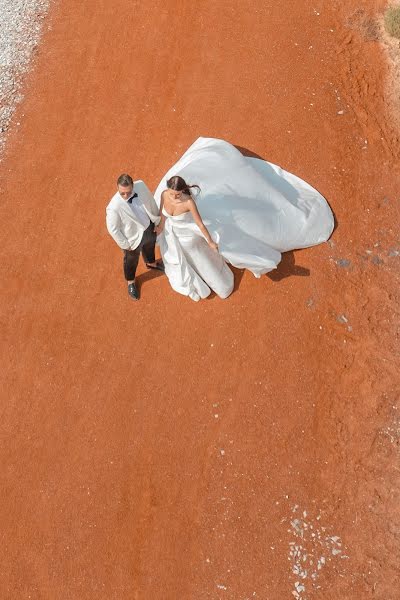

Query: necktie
127;193;138;204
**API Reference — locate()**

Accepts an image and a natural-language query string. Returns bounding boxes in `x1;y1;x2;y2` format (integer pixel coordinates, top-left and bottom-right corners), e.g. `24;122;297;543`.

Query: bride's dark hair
166;175;200;196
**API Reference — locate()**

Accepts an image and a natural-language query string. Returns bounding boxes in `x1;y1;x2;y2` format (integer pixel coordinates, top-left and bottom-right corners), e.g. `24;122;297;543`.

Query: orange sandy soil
1;1;399;599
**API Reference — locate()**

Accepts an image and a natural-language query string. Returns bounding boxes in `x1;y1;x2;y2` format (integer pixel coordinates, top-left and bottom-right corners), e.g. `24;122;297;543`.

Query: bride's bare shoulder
185;195;197;207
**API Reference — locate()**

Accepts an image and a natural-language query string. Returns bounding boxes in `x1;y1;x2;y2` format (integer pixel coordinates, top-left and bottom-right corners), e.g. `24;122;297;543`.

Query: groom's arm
136;181;161;225
106;208;131;249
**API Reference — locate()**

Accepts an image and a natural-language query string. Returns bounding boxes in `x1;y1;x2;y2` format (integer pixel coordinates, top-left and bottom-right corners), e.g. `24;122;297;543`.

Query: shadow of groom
136;267;164;294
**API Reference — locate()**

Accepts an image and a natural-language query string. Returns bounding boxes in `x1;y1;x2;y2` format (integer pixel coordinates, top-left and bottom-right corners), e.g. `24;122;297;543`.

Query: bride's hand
155;224;163;235
208;240;218;251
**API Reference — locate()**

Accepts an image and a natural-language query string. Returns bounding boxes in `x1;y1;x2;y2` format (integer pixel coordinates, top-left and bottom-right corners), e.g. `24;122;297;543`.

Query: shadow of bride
231;266;245;293
267;251;310;281
235;145;264;159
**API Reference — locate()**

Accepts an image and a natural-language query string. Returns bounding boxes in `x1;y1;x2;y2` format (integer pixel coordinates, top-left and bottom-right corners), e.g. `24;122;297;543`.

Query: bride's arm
155;192;166;235
187;198;218;251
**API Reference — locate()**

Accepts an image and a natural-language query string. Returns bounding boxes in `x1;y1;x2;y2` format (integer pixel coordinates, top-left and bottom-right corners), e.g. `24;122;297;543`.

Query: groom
106;174;164;300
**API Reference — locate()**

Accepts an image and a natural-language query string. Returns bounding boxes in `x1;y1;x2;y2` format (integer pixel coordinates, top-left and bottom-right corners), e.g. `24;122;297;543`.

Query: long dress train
155;137;334;299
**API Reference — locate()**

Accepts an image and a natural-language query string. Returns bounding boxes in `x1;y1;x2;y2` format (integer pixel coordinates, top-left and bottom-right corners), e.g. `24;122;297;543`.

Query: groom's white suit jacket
106;180;161;251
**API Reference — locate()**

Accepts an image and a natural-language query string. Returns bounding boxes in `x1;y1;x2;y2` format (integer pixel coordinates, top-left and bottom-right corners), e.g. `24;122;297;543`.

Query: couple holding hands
106;137;334;302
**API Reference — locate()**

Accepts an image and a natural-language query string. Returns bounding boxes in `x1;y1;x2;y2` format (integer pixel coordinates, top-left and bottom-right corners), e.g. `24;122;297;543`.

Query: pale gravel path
0;0;51;160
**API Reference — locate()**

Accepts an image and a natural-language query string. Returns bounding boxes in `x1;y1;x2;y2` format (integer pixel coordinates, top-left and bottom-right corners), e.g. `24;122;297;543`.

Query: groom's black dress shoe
127;282;139;301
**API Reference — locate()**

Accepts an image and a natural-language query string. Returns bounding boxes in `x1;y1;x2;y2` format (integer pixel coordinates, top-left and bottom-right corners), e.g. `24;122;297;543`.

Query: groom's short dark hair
117;173;133;187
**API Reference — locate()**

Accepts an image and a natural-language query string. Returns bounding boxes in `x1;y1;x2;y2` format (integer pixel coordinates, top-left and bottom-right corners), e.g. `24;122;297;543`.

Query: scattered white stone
0;0;52;159
286;504;348;597
336;314;348;324
381;417;400;444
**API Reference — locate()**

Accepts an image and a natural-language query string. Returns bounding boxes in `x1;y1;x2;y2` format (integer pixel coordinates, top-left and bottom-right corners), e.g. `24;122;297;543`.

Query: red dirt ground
1;1;399;598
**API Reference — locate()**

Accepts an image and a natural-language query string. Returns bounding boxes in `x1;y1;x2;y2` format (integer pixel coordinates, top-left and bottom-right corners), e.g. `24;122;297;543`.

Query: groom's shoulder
106;191;122;211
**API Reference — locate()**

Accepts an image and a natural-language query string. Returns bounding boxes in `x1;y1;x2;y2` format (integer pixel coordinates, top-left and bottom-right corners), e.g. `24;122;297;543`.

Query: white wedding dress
159;206;234;301
155;137;334;301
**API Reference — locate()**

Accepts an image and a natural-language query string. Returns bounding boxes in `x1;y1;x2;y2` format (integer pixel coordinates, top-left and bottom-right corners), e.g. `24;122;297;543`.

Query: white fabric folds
155;137;334;299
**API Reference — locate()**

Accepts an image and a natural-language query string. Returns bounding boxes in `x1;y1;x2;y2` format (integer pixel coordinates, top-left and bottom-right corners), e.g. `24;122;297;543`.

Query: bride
155;137;334;301
156;176;234;301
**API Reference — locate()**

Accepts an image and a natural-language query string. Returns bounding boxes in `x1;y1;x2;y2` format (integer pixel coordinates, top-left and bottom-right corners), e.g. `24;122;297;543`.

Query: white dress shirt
126;193;150;229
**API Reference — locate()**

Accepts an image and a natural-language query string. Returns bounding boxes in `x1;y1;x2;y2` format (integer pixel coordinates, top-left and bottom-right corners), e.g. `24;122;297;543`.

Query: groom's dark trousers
123;222;157;281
